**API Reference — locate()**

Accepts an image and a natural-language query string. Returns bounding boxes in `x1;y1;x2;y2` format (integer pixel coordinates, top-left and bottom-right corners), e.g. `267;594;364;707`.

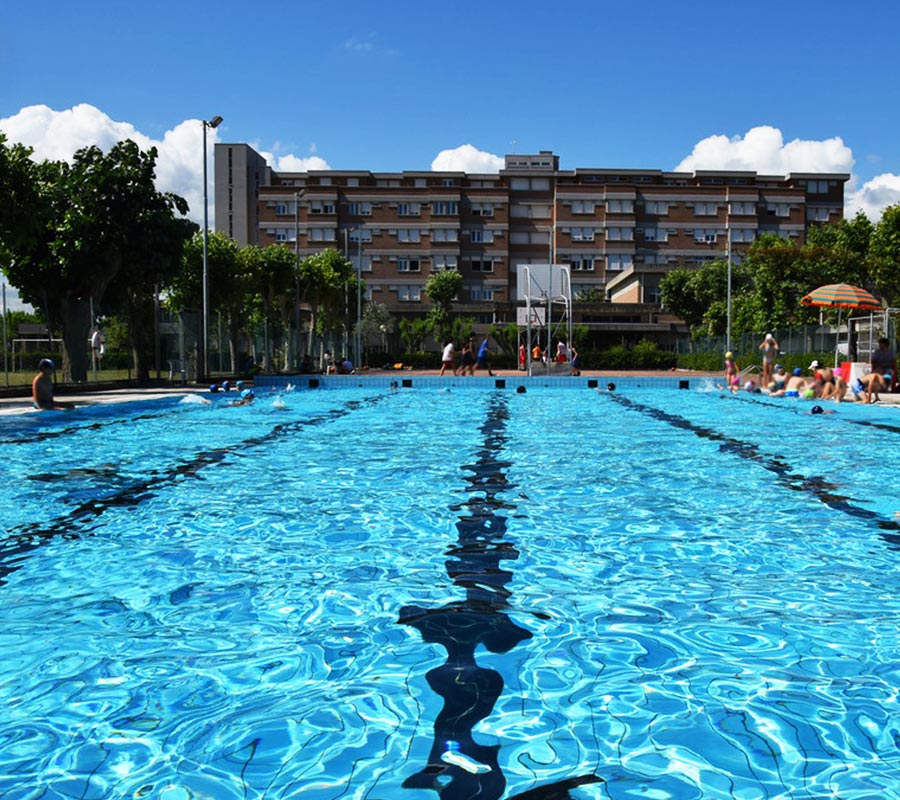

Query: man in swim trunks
32;358;75;410
851;371;888;404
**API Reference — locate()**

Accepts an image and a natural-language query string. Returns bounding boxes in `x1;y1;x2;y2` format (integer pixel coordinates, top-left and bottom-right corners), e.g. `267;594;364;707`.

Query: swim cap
885;374;893;381
221;380;230;391
725;352;733;359
38;358;55;371
236;380;244;389
774;364;783;372
241;389;254;399
793;368;802;376
209;384;219;392
607;382;616;391
811;405;824;415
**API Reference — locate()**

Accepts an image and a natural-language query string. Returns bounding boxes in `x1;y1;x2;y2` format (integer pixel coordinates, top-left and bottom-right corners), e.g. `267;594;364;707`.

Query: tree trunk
58;296;92;382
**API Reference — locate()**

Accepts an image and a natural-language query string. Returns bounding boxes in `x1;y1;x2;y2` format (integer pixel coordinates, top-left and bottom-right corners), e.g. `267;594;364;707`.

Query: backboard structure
515;264;572;375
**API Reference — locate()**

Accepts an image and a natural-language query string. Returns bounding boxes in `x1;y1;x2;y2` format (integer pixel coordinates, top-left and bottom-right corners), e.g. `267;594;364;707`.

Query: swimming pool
3;384;900;799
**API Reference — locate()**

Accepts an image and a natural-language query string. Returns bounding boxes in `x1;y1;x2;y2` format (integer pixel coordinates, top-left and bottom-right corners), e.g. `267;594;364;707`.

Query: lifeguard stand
516;264;573;375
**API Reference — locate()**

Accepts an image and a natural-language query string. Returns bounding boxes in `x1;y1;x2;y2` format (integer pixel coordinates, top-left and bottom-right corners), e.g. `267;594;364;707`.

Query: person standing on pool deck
758;334;779;390
32;358;74;410
476;336;495;376
440;340;457;376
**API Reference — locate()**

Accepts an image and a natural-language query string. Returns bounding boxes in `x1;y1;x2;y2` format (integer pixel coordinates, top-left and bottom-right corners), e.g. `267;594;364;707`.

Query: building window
606;227;633;241
569;255;595;271
766;203;791;217
348;229;372;243
398;202;421;216
469;286;494;301
349;201;372;216
570;227;595;242
693;202;718;216
570;200;595;214
640;228;667;243
606;199;634;214
692;229;718;243
397;285;421;301
398;258;420;272
353;255;373;272
730;229;756;243
644;200;669;215
397;229;421;243
433;255;458;271
432;201;459;215
645;286;662;304
275;203;288;215
807;180;830;193
441;179;456;188
275;230;289;242
309;200;335;214
606;254;633;271
729;201;756;215
432;228;458;242
470;203;494;216
309;228;336;242
470;259;494;273
469;229;494;243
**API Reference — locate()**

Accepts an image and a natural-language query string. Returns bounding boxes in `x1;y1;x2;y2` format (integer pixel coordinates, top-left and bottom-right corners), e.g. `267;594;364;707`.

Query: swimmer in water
32;359;75;410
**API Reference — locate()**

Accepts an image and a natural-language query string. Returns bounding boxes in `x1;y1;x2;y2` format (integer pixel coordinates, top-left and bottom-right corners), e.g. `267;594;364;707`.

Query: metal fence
677;312;896;363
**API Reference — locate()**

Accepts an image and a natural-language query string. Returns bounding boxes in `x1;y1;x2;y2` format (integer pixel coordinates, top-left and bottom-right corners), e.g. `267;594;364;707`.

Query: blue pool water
3;384;900;799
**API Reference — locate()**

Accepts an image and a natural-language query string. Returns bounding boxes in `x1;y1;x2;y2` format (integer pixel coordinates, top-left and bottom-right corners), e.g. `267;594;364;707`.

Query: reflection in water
400;395;601;799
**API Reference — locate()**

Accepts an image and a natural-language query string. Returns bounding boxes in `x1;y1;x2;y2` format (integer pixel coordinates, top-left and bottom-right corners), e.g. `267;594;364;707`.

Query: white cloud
431;144;504;173
674;124;900;221
0;282;31;313
674;125;855;176
0;104;331;226
846;173;900;221
262;152;332;172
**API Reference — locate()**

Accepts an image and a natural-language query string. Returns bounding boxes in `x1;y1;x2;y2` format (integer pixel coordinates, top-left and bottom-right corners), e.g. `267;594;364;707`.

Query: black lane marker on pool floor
602;391;900;541
0;394;390;586
399;392;603;799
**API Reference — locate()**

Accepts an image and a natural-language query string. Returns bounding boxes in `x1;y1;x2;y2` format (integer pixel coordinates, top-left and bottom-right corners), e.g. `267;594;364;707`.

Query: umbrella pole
835;308;842;368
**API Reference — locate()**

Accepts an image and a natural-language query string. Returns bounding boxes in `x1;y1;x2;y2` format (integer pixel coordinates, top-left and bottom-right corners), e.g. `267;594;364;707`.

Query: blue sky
3;0;900;307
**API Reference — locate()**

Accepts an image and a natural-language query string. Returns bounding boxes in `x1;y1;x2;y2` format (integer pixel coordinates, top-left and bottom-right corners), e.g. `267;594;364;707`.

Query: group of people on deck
723;335;897;404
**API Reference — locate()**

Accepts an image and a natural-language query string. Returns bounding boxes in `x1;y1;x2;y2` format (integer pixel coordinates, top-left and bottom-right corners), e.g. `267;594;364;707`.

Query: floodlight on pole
201;114;223;382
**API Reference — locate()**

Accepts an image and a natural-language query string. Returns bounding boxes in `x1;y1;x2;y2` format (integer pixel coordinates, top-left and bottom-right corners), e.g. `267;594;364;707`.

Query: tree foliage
424;269;463;343
1;137;193;381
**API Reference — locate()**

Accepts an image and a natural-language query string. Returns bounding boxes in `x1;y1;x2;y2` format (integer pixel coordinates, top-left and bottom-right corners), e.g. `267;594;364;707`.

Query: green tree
360;301;394;355
242;244;297;371
168;231;244;373
869;205;900;306
424;269;463;344
3;139;192;381
575;287;605;303
297;247;355;354
398;317;432;353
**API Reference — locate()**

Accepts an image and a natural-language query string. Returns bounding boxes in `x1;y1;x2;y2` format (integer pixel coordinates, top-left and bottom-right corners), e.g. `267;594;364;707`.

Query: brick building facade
215;144;848;344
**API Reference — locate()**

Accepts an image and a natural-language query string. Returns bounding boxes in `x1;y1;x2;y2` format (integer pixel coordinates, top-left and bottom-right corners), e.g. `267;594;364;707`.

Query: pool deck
1;369;898;416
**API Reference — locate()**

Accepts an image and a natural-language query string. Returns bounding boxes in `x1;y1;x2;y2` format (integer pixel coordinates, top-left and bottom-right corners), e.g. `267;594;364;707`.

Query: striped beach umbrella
801;283;881;311
801;283;882;367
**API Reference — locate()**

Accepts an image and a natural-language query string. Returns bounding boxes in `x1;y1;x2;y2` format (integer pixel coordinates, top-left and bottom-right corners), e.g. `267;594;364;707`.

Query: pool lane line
600;391;900;537
719;390;900;436
399;392;603;798
0;392;392;587
0;407;179;446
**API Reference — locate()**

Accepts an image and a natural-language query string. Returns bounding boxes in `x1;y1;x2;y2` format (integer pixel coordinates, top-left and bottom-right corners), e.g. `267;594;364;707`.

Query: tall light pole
201;114;223;382
356;233;363;369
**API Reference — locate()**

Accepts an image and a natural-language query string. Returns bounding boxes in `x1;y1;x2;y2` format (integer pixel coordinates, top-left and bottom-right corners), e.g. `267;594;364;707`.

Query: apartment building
215;144;848;341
